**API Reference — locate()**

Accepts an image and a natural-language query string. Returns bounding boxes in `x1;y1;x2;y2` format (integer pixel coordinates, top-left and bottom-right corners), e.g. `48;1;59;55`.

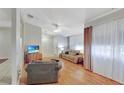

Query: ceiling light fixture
52;23;61;33
54;28;61;33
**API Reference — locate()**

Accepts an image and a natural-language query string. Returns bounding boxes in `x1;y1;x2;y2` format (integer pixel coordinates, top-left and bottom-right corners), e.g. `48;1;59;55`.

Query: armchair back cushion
26;62;59;84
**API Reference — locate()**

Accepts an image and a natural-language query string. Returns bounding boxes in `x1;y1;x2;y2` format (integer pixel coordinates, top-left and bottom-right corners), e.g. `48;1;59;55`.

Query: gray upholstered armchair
26;61;61;84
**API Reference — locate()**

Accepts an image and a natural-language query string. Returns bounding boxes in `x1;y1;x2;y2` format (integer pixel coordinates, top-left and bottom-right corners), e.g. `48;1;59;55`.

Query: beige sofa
60;50;83;64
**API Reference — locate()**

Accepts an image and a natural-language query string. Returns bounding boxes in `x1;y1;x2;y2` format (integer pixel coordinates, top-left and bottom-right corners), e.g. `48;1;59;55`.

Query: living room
19;8;124;85
0;8;124;85
1;0;124;93
20;20;84;84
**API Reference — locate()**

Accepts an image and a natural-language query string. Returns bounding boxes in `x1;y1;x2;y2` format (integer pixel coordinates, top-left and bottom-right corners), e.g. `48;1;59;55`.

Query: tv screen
27;45;39;53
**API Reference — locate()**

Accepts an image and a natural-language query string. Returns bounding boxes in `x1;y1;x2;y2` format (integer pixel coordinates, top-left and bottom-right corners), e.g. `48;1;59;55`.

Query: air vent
52;23;59;28
27;14;34;18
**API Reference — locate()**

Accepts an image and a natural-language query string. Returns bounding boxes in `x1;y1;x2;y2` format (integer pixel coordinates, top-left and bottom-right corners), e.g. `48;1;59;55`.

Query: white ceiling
0;8;11;21
0;8;118;36
0;8;11;27
21;8;116;36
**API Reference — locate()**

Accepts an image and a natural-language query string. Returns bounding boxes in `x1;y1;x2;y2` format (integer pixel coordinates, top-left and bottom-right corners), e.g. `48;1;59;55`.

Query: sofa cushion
69;52;76;55
72;50;80;53
66;55;75;60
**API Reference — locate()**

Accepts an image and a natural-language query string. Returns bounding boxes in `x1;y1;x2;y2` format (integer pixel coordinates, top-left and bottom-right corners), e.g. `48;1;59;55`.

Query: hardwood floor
0;60;11;84
20;58;120;85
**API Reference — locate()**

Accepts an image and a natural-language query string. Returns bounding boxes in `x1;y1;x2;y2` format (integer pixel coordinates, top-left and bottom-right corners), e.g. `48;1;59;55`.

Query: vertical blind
92;19;124;84
112;19;124;84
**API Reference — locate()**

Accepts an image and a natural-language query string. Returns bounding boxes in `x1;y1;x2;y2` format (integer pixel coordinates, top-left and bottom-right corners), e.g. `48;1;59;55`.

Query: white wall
53;36;58;56
85;9;124;27
23;23;42;52
57;36;68;50
53;35;68;55
69;34;84;53
0;9;11;28
0;28;11;59
0;28;11;85
11;9;22;84
42;33;54;57
23;24;57;58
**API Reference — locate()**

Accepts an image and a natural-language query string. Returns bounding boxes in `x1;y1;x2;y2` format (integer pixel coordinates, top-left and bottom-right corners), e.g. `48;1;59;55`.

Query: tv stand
25;52;42;64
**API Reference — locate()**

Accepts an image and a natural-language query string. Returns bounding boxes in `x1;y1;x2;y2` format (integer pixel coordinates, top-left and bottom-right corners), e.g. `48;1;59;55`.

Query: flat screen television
27;45;39;53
